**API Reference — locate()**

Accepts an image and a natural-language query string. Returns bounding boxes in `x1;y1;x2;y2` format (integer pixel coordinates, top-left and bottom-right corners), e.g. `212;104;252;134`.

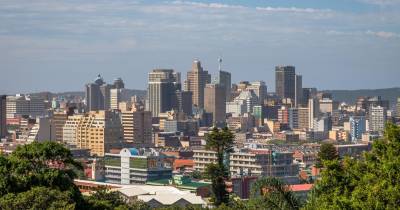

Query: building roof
289;184;313;192
128;148;139;156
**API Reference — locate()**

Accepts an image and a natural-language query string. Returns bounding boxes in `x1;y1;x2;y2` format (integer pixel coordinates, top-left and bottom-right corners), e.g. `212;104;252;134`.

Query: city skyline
1;0;400;93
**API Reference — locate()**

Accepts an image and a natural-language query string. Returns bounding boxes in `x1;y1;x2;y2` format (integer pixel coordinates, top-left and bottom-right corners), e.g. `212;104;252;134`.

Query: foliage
191;170;203;179
251;177;301;210
316;143;339;168
305;123;400;209
0;186;76;210
205;127;235;206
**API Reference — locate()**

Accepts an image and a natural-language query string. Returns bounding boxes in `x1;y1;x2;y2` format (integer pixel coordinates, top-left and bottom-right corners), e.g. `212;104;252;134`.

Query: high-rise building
397;98;400;118
302;88;317;107
214;70;232;102
6;95;45;119
121;107;153;147
185;59;211;108
349;116;366;142
288;107;299;129
147;69;180;117
369;106;387;132
275;66;296;101
308;98;320;130
204;84;226;126
85;75;112;111
226;90;258;116
173;90;193;116
27;117;55;143
62;115;84;146
52;111;69;142
110;88;131;110
278;106;289;125
76;111;124;156
247;81;267;105
112;77;125;89
298;107;309;130
0;95;6;138
295;75;303;107
313;115;332;132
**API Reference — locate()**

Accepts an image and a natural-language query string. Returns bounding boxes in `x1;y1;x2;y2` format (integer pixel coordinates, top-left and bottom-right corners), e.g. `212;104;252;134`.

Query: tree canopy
305;123;400;209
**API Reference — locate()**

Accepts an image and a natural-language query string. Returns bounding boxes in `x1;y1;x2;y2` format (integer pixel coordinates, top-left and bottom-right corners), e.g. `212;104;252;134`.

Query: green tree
251;177;301;210
305;123;400;209
316;143;338;168
205;127;234;206
0;186;76;210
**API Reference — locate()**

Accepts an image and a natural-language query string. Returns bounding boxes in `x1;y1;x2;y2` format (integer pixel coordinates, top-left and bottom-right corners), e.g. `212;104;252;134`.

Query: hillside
323;87;400;106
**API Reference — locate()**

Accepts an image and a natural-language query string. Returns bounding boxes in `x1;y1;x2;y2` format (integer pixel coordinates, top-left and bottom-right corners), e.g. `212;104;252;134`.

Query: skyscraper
204;84;226;126
85;74;112;111
308;98;320;129
295;75;303;107
275;66;296;101
396;98;400;118
369;106;387;132
185;59;211;108
214;70;232;102
349;116;366;142
147;69;180;117
247;81;267;105
0;95;6;138
172;90;193;116
121;107;153;147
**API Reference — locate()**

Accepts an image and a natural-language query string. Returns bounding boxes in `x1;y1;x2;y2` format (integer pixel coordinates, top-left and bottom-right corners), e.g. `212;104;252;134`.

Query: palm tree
251;177;301;210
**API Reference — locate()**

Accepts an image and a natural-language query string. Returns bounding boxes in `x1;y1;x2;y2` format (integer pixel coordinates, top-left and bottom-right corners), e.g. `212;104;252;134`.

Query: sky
0;0;399;94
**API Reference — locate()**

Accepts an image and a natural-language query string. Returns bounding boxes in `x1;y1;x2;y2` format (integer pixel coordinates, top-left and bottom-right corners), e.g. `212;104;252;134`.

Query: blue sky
0;0;399;93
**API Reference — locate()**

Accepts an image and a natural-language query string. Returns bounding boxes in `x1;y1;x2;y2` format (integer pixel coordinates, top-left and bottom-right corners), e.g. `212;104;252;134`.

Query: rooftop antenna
218;57;222;71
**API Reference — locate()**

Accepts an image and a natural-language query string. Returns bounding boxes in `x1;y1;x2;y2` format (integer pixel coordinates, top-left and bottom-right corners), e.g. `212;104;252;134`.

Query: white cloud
358;0;400;5
255;6;331;14
366;30;400;38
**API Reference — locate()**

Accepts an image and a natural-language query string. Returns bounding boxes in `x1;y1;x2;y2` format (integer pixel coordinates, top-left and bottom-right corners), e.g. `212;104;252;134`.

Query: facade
27;117;56;143
349;116;366;142
204;84;226;126
275;66;296;101
298;108;309;130
76;111;124;156
313;116;332;132
214;70;232;102
0;95;6;138
6;95;45;118
278;106;289;125
295;75;303;107
193;149;299;177
308;98;319;130
121;109;153;147
104;148;173;184
147;69;180;117
319;98;339;113
173;90;193;116
289;108;299;129
247;81;267;105
85;74;112;111
62;115;84;146
185;60;211;108
369;106;387;132
52;111;69;142
110;88;131;110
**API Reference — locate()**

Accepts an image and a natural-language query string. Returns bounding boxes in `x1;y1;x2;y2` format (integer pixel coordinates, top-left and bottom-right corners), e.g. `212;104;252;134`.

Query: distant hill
323;87;400;106
29;89;147;100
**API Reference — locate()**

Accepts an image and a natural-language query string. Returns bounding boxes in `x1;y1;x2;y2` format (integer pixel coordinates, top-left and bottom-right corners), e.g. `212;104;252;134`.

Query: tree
316;143;338;168
251;177;301;210
205;127;234;206
0;186;76;210
305;123;400;209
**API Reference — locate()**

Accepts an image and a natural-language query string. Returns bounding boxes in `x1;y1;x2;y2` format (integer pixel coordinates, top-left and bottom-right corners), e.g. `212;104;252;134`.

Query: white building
369;106;387;132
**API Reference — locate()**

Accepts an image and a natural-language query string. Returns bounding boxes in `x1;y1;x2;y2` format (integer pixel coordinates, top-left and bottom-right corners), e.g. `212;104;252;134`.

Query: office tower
275;65;296;101
121;108;153;147
319;98;339;113
247;81;268;105
313;115;332;132
298;107;309;130
226;90;258;116
27;117;56;143
76;111;123;156
252;105;264;126
6;95;45;119
278;106;289;125
295;75;302;107
288;108;299;129
85;74;112;111
52;111;69;142
204;84;226;126
185;59;211;108
0;95;6;138
214;70;232;102
113;77;125;89
302;88;317;107
62;115;84;146
308;98;320;129
147;69;180;117
173;90;193;116
369;106;387;132
110;88;131;110
349;116;366;142
397;98;400;117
